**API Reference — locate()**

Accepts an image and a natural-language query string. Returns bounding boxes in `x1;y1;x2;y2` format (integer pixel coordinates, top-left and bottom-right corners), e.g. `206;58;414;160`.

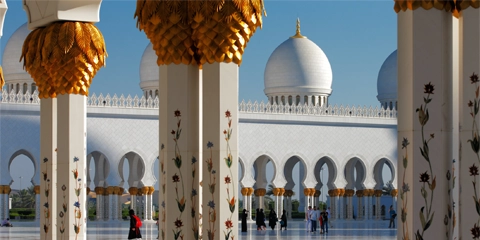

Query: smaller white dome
264;36;332;97
3;23;33;84
377;50;397;105
139;43;159;91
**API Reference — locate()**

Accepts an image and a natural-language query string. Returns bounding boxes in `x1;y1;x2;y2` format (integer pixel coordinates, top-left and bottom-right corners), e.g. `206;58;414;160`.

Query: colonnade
91;186;154;222
241;186;398;222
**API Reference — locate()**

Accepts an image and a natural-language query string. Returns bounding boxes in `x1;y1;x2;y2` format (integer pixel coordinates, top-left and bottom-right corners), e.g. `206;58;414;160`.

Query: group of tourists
306;206;330;234
242;208;287;232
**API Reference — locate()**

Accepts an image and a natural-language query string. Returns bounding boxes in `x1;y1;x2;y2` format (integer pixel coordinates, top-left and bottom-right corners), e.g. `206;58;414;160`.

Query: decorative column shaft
284;190;293;220
95;187;104;220
202;62;239;240
338;189;345;219
56;94;87;239
255;188;266;210
34;185;41;222
314;190;320;209
345;189;354;219
273;188;285;219
107;186;115;221
117;188;124;221
356;190;363;220
102;188;108;221
128;187;137;218
374;190;382;219
328;189;338;220
136;189;143;220
40;98;57;239
397;8;453;240
459;7;480;239
160;64;201;240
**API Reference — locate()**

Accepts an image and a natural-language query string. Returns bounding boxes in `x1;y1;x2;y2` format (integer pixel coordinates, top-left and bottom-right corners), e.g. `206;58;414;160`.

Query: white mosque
0;23;398;223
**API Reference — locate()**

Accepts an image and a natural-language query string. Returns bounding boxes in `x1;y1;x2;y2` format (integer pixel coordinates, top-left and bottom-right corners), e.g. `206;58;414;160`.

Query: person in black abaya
241;209;248;232
280;209;287;230
268;208;277;230
255;208;261;230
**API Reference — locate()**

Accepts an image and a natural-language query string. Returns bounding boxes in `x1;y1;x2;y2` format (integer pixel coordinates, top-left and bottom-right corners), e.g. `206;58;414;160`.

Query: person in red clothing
128;209;142;239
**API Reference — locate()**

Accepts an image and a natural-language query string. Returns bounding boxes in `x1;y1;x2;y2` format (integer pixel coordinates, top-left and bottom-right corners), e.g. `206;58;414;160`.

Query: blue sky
1;0;396;107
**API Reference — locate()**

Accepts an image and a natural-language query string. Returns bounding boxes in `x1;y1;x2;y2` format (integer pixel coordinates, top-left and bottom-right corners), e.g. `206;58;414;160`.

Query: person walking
280;210;287;230
327;207;332;228
255;208;261;230
306;206;312;232
260;209;267;230
388;205;397;228
310;206;318;233
241;209;248;232
321;208;329;233
268;208;277;230
128;209;142;240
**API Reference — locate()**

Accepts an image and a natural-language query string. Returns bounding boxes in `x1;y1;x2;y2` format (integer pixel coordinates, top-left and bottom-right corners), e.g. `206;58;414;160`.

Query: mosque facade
0;23;398;223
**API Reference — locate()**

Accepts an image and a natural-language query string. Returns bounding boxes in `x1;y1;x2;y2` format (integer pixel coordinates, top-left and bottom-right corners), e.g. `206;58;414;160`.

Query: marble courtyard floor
0;219;397;239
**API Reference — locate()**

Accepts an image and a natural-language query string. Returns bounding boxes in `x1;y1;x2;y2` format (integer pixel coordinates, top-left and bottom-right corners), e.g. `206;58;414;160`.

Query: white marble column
274;188;285;219
357;191;363;220
103;190;109;221
160;64;201;240
56;94;87;239
107;187;115;221
40;98;57;240
117;187;124;221
143;186;154;222
459;8;480;240
34;186;40;222
136;192;143;220
346;191;353;220
375;192;381;220
95;187;104;220
246;191;255;221
329;193;336;220
338;190;345;219
202;62;239;239
284;190;293;220
397;8;454;240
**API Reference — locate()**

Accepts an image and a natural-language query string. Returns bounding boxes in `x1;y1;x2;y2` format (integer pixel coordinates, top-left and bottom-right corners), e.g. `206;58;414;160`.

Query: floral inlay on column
205;141;216;240
58;184;67;239
467;73;480;239
223;110;235;240
171;110;186;240
444;159;455;238
400;138;410;240
72;157;82;240
415;82;436;240
160;143;166;240
191;156;199;240
42;157;50;236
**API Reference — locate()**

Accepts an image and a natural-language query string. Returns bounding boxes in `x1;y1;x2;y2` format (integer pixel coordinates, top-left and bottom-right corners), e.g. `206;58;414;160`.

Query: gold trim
290;18;306;39
393;0;480;18
0;66;4;89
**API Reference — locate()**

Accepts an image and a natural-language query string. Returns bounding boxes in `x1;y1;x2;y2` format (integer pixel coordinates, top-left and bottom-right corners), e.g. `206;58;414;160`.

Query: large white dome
139;43;159;93
3;23;33;84
264;36;332;97
377;50;397;106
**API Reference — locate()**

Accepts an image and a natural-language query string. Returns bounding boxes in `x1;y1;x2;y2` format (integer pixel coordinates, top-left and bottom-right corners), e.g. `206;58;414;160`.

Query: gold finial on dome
291;18;306;39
